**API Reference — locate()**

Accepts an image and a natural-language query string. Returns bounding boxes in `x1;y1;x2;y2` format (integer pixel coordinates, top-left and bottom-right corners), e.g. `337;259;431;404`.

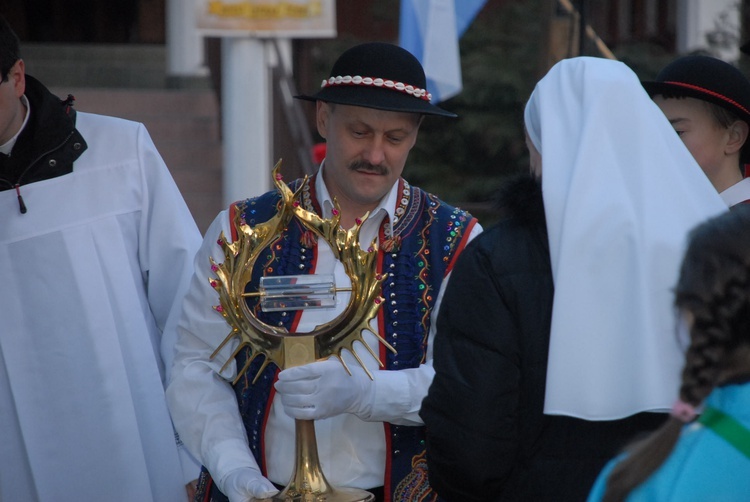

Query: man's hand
219;467;279;502
275;359;375;420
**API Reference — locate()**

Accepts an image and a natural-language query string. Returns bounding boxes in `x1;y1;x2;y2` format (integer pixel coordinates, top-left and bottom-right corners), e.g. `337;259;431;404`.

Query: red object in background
312;143;327;165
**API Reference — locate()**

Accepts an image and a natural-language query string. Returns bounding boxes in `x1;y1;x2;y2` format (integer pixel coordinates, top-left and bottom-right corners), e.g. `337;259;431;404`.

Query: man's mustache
349;161;387;175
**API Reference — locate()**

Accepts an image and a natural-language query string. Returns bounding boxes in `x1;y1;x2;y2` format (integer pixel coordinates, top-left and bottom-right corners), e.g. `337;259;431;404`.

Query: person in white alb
0;16;202;502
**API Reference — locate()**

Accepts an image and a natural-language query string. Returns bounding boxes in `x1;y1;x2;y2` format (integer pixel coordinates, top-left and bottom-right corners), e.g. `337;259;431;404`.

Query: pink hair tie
671;400;697;423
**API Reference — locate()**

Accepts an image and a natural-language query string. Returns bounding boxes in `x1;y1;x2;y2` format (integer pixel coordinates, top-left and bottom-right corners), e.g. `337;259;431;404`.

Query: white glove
274;359;375;420
219;467;279;502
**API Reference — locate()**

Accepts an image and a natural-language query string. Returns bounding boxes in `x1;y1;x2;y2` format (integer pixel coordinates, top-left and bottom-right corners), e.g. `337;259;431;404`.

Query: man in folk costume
643;55;750;207
166;42;481;502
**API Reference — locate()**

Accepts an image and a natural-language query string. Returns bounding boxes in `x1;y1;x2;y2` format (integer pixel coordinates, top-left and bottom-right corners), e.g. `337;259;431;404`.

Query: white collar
720;177;750;207
0;95;30;156
315;162;398;237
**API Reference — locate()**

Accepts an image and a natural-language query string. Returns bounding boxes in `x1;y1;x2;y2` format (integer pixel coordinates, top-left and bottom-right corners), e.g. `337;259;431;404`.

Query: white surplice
0;112;201;501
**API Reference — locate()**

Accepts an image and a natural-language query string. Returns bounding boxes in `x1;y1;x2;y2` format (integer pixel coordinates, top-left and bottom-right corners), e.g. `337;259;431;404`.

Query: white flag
399;0;487;103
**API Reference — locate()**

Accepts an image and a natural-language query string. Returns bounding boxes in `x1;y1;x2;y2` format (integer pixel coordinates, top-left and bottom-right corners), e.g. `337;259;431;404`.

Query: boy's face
652;95;731;183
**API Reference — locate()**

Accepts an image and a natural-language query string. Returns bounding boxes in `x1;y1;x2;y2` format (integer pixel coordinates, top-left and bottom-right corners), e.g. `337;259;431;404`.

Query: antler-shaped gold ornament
209;160;395;382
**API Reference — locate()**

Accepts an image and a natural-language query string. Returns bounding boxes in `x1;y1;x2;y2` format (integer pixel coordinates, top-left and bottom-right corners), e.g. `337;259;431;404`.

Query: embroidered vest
197;176;477;502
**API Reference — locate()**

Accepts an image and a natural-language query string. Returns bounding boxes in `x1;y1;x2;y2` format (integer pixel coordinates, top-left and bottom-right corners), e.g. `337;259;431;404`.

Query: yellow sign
197;0;336;38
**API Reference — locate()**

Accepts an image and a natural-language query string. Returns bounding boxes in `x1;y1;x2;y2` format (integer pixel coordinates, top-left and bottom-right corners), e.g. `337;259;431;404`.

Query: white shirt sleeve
166;212;262;482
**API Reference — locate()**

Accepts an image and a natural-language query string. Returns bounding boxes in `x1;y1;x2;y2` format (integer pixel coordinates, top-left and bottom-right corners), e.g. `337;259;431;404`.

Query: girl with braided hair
589;205;750;501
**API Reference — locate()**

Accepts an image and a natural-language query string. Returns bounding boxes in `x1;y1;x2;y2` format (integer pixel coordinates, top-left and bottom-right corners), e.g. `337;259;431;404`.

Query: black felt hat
295;42;457;118
642;55;750;124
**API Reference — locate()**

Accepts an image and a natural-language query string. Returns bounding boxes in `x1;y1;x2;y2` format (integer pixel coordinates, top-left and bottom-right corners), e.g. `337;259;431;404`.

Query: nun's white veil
524;57;727;420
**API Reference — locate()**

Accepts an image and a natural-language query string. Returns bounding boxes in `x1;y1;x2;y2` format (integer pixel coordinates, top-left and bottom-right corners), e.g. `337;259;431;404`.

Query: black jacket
0;75;87;211
421;173;666;501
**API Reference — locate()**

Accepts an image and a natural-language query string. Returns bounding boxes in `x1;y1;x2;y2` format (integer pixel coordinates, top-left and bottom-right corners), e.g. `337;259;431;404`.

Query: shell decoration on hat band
321;75;433;102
